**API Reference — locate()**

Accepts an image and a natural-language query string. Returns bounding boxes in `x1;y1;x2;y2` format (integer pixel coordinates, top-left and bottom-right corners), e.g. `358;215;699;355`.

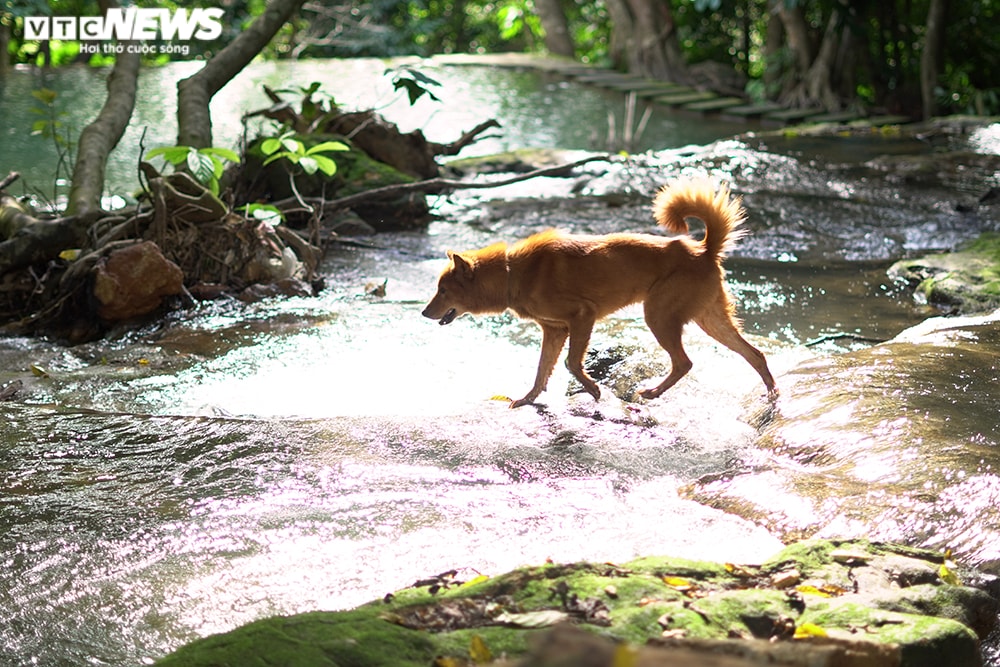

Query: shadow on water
2;61;1000;663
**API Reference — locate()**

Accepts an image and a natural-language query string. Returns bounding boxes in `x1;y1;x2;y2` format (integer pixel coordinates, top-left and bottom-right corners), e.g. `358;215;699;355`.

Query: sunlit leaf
199;146;239;163
309;154;338;176
30;364;49;378
461;574;490;587
663;576;697;591
186;149;217;186
611;643;638;667
260;137;283;156
939;562;961;586
795;585;832;597
469;635;492;664
794;622;828;639
144;145;191;165
298;156;319;175
307;140;349;154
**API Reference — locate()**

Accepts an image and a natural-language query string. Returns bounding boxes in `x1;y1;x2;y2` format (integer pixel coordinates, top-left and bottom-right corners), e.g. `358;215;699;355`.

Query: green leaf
145;145;193;165
31;88;58;105
244;203;284;226
306;140;349;155
298;156;319;175
392;76;441;105
199;146;239;163
310;154;338;176
186;149;216;185
282;137;304;154
260;137;283;156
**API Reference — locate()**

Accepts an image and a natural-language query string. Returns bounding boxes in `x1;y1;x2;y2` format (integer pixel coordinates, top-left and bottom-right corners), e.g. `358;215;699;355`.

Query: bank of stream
2;59;1000;664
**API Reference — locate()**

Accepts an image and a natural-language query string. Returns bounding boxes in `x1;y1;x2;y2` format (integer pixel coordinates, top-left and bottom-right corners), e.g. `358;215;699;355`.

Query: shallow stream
2;60;1000;664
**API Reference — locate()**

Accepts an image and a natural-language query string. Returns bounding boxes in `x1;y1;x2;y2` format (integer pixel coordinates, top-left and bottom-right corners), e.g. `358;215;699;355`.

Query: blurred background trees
2;0;998;118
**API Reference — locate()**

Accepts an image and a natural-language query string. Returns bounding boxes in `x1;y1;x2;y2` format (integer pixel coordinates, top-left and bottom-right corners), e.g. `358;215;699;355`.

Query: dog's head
422;251;476;325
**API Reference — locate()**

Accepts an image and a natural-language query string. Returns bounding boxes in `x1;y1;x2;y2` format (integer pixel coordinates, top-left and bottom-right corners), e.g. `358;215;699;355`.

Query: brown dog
422;178;776;408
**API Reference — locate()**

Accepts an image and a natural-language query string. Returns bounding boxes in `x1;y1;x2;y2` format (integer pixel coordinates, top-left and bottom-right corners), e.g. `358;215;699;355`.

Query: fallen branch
269;154;612;215
0;171;20;191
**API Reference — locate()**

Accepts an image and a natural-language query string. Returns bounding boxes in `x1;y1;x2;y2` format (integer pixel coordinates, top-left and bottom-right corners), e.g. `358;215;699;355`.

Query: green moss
801;602;979;667
155;609;437;667
156;540;991;667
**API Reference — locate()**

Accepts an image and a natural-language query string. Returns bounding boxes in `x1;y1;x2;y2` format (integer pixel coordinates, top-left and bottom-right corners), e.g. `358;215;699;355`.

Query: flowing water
2;60;1000;665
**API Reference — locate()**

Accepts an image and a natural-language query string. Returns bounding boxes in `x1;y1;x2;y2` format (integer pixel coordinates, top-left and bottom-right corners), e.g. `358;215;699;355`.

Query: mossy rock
889;232;1000;314
155;539;996;666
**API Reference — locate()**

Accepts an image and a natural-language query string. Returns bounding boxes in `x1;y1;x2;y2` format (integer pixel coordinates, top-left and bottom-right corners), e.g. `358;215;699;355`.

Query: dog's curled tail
651;178;747;259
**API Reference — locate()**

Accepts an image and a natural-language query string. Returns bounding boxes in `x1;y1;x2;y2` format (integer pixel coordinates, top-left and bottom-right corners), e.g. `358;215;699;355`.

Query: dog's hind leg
565;318;601;401
695;298;776;394
639;296;694;399
511;323;568;408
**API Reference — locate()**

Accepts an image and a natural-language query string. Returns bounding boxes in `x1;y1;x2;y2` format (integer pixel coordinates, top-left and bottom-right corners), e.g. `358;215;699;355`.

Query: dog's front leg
510;324;568;408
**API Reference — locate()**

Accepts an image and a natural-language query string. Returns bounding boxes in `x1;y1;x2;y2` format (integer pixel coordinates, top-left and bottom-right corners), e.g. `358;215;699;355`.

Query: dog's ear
447;251;475;281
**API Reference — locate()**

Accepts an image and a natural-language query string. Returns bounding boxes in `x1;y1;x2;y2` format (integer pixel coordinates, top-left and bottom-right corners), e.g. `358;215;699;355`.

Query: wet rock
92;241;183;322
153;539;996;667
684;311;1000;567
238;277;314;302
889;232;1000;314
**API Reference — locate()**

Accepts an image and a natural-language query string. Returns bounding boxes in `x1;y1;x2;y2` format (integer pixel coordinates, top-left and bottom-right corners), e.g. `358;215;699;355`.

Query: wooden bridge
420;52;912;129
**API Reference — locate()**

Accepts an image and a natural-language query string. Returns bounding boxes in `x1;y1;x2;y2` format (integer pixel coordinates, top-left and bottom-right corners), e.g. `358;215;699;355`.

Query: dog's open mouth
438;309;457;325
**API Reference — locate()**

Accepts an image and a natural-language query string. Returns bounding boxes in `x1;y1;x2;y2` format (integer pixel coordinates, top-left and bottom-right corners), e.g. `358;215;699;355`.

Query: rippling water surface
2;59;1000;665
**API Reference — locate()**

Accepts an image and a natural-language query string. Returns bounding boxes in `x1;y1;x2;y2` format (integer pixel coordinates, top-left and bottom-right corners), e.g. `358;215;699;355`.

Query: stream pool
2;59;1000;665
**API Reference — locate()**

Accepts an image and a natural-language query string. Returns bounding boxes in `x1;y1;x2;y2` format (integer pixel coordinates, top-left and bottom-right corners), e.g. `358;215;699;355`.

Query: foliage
28;87;76;205
385;65;443;105
143;145;239;195
259;130;348;176
4;0;999;115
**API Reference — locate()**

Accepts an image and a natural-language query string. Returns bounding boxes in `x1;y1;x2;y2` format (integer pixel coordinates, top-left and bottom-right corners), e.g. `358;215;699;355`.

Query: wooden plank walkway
421;53;913;129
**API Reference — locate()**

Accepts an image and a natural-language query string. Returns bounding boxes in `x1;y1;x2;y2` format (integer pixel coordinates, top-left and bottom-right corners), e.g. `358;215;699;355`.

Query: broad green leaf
245;203;284;226
298;156;319;175
145;145;192;165
200;146;239;163
307;140;349;154
260;137;283;156
310;154;338;176
186;149;216;185
281;137;303;154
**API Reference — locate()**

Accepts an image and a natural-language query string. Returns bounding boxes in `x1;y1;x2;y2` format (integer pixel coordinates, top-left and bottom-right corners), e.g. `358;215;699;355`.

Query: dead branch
269;154;611;215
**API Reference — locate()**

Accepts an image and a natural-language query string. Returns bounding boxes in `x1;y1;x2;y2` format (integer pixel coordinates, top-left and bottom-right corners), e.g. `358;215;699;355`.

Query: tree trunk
921;0;947;120
177;0;306;148
65;40;140;216
534;0;575;58
777;4;841;110
607;0;687;81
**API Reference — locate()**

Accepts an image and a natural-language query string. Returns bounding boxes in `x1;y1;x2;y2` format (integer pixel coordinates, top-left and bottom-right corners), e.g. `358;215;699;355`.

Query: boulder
154;539;997;667
92;241;183;322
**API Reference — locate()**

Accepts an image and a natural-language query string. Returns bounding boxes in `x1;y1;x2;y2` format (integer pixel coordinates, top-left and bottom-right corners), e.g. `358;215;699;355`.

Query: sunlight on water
969;122;1000;154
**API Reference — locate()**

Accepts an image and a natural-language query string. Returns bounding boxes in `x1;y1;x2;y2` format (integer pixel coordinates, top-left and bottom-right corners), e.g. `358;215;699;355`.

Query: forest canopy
1;0;998;118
